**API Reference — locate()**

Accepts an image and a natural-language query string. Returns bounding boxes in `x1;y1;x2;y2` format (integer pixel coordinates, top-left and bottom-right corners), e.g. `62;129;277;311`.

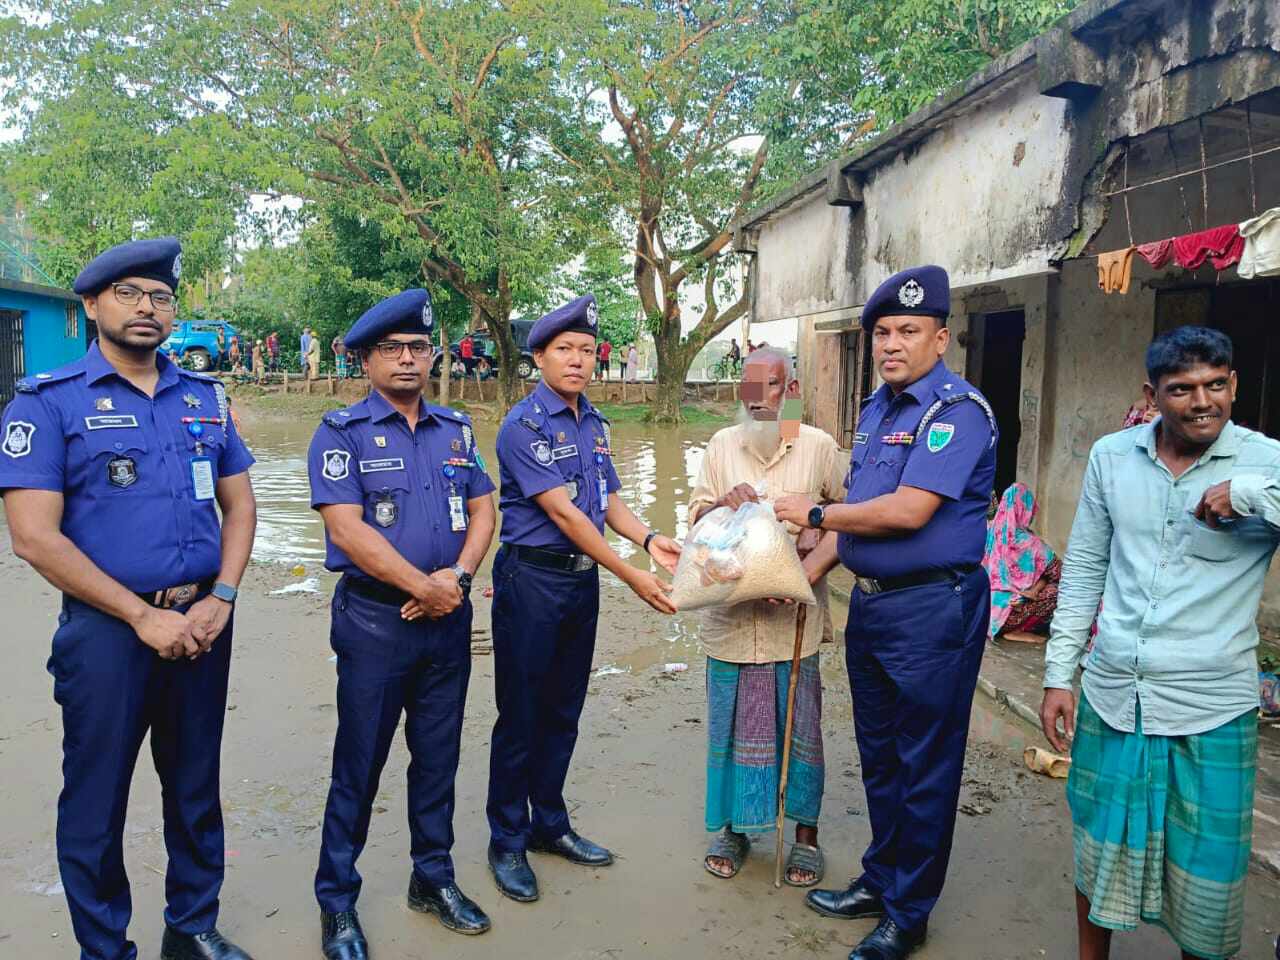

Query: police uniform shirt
0;342;254;593
837;360;996;579
308;390;495;575
495;380;620;549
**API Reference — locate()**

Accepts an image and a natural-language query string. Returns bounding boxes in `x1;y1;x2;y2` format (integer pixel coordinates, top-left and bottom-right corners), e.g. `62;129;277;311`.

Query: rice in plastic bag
669;501;816;611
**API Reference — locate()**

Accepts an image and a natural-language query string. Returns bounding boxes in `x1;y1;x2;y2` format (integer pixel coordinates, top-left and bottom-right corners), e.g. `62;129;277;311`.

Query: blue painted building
0;278;89;406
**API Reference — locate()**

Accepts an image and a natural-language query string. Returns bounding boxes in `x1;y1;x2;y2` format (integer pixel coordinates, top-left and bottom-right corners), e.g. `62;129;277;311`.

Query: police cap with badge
344;288;435;351
72;236;183;295
860;265;950;331
527;294;599;351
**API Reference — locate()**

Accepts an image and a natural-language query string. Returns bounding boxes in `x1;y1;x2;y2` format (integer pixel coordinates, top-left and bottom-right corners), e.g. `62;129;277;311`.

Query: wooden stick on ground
774;603;809;888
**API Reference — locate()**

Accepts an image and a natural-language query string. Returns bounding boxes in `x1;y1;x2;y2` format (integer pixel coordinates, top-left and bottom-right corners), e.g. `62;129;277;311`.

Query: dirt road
2;547;1279;960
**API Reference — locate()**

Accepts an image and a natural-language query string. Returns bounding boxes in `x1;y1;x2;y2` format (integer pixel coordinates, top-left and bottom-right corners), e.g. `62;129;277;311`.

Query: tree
556;1;859;421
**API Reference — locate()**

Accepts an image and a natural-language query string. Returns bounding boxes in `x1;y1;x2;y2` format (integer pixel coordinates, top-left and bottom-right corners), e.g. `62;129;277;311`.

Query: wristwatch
807;505;826;529
450;564;473;594
210;581;238;603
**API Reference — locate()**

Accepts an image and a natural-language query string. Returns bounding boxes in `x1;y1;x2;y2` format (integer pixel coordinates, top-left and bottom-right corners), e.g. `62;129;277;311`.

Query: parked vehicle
161;320;239;372
430;322;538;380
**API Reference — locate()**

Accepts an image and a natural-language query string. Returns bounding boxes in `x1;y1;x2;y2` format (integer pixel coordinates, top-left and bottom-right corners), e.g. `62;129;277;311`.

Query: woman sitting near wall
983;482;1061;643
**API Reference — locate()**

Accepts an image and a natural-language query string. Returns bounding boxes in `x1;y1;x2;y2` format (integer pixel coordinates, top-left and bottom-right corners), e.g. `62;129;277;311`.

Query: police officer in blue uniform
775;266;996;960
486;294;681;903
0;238;259;960
307;289;497;960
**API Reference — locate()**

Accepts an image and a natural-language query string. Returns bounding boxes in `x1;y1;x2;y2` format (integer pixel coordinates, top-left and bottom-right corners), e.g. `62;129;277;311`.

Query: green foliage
579;242;640;347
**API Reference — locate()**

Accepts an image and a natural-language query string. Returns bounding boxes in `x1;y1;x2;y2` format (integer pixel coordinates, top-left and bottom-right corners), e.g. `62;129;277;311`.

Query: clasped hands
135;593;234;661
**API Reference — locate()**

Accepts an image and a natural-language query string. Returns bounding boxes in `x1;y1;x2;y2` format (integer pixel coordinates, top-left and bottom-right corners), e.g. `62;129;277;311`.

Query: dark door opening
968;310;1025;496
0;309;25;409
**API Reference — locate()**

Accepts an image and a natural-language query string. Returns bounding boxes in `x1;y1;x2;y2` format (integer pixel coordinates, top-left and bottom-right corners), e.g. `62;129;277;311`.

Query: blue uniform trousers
845;567;989;931
314;579;472;912
486;546;599;852
48;597;232;960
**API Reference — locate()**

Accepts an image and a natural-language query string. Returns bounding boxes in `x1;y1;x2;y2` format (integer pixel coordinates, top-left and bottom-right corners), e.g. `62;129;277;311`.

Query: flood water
242;413;720;670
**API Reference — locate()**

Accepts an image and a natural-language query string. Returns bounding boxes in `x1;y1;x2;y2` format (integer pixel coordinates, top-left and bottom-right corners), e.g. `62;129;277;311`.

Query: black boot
487;844;539;902
848;918;927;960
160;927;253;960
528;829;613;866
320;909;368;960
805;876;885;920
408;875;491;934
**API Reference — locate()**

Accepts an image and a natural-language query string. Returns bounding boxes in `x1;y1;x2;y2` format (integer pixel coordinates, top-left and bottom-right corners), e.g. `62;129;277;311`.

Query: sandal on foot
703;828;750;879
784;842;825;887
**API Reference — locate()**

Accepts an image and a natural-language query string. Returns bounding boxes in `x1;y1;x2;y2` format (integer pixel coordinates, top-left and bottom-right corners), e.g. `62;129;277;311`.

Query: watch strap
211;581;238;603
642;531;657;553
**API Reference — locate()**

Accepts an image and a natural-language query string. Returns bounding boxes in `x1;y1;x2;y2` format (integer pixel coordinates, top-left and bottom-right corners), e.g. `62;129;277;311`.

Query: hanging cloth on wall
1238;207;1280;279
1097;246;1137;294
1135;238;1174;269
1171;224;1244;271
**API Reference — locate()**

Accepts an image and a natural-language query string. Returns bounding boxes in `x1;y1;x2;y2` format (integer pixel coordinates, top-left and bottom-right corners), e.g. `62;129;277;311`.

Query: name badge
358;457;405;473
84;415;139;430
551;444;578;461
853;432;869;445
598;475;608;510
449;494;467;532
190;457;215;501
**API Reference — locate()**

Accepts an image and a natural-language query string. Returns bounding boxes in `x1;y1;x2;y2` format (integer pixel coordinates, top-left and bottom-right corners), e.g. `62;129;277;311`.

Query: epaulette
322;405;368;429
518;416;544;435
428;403;471;424
15;365;81;393
178;368;219;383
914;388;997;449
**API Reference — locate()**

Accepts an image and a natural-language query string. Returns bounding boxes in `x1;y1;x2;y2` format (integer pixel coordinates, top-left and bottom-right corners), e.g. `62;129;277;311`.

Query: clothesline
1101;143;1280;198
1096;205;1280;295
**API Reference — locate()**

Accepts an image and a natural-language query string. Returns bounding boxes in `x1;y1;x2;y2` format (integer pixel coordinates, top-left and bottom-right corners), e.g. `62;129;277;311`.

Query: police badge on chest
373;491;398;527
107;456;138;488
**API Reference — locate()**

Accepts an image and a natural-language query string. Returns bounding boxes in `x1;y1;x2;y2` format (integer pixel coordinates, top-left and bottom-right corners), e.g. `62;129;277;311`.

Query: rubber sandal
784;842;825;887
703;828;750;879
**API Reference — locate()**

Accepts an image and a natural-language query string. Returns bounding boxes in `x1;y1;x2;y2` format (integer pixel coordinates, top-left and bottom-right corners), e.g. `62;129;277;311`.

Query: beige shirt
688;423;847;664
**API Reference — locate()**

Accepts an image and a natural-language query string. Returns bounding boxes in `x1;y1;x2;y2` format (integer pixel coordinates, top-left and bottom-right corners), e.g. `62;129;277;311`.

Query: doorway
967;309;1025;496
0;309;25;409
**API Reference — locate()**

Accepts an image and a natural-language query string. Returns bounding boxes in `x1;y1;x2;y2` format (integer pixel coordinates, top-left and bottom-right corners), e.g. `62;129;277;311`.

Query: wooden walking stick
774;603;809;888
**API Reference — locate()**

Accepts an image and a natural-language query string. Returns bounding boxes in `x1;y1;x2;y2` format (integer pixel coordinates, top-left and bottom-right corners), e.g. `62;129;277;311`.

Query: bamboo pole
774;604;809;887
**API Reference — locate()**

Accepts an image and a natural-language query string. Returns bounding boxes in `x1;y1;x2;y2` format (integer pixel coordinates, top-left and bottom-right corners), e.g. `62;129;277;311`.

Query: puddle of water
239;404;719;587
600;616;702;674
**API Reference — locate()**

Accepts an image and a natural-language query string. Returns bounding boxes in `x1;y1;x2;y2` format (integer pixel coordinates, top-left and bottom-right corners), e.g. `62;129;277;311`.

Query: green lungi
1067;692;1257;960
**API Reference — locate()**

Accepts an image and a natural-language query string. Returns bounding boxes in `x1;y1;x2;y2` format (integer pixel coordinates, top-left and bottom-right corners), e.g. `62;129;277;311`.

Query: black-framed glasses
373;339;432;359
111;282;178;313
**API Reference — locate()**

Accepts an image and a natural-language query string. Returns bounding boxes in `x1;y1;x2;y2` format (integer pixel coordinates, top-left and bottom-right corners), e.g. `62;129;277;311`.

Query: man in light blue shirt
1041;326;1280;960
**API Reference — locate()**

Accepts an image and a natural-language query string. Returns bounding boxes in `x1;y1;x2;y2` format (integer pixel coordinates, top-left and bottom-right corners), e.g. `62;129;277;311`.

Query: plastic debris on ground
669;500;815;611
270;577;320;595
1023;746;1071;779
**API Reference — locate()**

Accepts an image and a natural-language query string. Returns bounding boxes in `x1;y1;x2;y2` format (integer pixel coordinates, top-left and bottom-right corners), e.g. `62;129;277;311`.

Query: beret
344;289;435;349
528;294;599;351
72;237;183;295
860;265;950;331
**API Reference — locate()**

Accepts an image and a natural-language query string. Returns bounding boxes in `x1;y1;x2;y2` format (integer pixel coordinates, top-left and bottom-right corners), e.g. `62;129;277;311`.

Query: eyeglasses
111;283;178;313
372;339;432;359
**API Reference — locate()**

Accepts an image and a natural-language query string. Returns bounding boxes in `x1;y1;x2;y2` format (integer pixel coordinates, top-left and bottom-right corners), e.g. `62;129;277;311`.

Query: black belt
507;544;597;573
343;575;413;606
137;577;216;609
854;563;979;595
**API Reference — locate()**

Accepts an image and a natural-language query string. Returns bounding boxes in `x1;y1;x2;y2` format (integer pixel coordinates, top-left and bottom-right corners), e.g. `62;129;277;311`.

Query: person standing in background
626;343;639;382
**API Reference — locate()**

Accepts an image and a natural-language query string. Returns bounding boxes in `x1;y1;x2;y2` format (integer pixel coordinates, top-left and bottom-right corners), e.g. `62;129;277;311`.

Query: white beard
738;406;782;460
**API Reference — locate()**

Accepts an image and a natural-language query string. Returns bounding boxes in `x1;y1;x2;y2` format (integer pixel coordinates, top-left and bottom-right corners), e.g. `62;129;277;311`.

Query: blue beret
860;265;950;331
528;294;599;351
72;237;183;296
344;289;435;349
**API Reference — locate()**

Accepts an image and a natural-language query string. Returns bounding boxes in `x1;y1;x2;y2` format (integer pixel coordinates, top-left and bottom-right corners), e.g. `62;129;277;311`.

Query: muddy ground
3;552;1280;960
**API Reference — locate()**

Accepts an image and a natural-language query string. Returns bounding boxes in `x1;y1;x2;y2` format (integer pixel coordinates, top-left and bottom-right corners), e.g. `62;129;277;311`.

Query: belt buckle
855;576;881;595
573;554;595;572
161;582;198;608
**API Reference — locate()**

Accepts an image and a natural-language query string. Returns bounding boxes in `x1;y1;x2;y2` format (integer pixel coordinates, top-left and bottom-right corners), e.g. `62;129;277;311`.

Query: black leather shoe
487;845;539;902
848;918;927;960
160;927;253;960
320;910;368;960
805;876;885;920
528;829;613;866
408;875;491;935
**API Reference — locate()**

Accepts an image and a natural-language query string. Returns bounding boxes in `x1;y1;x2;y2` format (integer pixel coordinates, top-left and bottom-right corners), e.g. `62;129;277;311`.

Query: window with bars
65;302;78;339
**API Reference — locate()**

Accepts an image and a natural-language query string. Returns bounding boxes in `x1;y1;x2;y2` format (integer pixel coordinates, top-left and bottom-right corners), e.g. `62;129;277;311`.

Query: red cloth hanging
1135;239;1174;269
1171;224;1245;271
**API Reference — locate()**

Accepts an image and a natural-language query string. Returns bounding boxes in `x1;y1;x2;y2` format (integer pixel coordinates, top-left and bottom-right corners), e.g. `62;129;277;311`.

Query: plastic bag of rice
669;501;816;611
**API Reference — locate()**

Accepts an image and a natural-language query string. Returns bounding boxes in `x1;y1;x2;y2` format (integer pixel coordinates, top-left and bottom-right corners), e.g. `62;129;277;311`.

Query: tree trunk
437;321;452;407
480;308;522;411
650;332;689;423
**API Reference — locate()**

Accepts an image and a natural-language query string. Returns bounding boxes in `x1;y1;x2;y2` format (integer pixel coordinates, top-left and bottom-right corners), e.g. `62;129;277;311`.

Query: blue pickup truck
161;320;240;372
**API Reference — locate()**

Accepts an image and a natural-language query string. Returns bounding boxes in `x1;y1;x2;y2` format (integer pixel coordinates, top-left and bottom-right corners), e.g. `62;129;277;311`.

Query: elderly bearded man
689;348;846;886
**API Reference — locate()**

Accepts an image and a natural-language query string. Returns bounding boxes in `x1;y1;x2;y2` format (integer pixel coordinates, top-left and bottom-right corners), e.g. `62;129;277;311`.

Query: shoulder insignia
518;416;545;435
17;365;80;392
914;390;997;450
323;405;367;429
179;368;218;383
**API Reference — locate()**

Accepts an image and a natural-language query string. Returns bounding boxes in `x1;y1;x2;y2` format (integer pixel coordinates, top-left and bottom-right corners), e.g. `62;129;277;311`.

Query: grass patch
595;402;731;425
